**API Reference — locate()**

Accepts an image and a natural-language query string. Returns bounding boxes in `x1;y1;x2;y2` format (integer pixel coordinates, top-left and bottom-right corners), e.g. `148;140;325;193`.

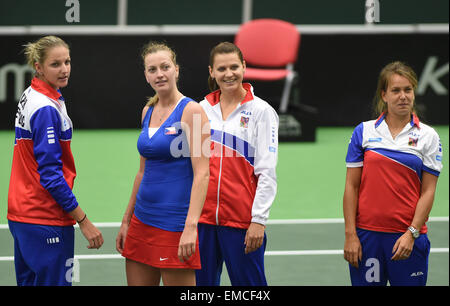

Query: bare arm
121;157;146;225
411;172;438;231
343;167;363;267
115;106;149;254
391;172;438;260
177;102;210;262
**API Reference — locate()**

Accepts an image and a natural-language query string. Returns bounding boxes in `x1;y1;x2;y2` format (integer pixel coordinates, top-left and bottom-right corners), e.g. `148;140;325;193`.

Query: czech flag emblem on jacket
240;116;249;128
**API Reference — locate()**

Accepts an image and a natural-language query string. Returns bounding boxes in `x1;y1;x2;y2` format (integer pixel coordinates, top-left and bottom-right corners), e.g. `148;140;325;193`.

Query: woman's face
209;52;245;93
382;73;415;117
144;50;179;94
35;45;71;90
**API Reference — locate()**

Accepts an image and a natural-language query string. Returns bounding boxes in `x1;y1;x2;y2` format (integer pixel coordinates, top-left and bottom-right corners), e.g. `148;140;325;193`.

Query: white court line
265;248;450;256
0;24;448;35
266;217;450;225
77;216;450;227
0;248;448;262
0;217;448;229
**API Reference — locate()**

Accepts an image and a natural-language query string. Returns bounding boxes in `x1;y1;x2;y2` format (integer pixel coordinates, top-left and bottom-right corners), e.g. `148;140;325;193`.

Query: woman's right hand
115;222;129;254
344;233;362;268
79;218;104;249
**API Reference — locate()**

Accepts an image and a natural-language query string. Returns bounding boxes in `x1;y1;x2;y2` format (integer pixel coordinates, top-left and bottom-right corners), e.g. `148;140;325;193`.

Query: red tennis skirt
122;214;201;269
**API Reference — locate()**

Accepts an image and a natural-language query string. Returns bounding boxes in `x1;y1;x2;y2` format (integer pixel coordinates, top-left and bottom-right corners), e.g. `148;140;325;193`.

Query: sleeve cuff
251;216;267;226
346;162;363;168
423;165;440;177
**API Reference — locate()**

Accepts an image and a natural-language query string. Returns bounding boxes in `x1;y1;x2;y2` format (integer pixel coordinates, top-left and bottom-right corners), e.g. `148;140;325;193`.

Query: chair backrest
234;18;300;68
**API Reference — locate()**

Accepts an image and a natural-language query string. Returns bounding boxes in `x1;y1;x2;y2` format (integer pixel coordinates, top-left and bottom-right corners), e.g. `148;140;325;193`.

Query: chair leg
279;71;296;113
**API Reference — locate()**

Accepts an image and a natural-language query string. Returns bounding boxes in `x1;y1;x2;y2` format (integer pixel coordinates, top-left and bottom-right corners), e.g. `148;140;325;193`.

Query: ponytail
208;76;219;92
146;94;159;107
23;36;69;70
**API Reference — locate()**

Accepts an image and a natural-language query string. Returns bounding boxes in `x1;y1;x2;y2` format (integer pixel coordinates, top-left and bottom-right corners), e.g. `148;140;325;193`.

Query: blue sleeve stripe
423;165;440;177
60;129;72;141
345;123;364;163
15;127;32;139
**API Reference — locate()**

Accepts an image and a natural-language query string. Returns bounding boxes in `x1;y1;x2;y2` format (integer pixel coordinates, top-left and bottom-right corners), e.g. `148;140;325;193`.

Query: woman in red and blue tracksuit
8;36;103;286
343;61;443;286
196;42;279;286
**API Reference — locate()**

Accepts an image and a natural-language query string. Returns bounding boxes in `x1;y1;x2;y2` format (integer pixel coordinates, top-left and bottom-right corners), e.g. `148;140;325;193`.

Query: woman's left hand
245;223;265;254
178;225;197;262
391;231;415;261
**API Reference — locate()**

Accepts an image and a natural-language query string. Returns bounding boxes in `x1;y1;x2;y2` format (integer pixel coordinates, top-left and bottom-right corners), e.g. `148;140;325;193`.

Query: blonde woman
343;61;443;286
116;42;210;286
8;35;103;286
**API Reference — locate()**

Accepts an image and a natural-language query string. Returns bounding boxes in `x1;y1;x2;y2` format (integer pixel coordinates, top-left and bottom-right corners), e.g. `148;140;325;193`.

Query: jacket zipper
215;123;225;225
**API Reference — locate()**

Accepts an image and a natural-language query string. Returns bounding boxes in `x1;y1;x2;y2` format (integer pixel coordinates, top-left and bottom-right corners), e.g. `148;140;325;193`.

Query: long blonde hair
23;36;69;72
141;41;178;107
373;61;418;117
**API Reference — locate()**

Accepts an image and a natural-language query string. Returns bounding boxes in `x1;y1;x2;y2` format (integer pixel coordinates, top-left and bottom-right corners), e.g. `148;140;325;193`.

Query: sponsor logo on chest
408;131;420;147
239;110;252;128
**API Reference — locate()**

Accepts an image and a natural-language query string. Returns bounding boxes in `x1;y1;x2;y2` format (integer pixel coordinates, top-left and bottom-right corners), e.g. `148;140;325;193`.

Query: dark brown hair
208;42;244;92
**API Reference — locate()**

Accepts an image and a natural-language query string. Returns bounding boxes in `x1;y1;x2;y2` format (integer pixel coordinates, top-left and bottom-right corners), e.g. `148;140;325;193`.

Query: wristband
77;214;87;224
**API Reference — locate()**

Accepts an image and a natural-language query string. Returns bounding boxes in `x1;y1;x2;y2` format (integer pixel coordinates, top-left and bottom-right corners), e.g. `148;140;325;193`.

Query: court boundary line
0;217;448;229
0;248;448;262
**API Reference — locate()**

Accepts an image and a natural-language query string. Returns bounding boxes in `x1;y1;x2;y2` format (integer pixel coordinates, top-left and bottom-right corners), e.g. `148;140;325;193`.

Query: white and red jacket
7;77;77;226
199;83;278;229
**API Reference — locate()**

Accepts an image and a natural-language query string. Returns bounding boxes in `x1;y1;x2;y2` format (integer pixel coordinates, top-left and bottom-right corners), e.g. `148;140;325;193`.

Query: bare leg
126;258;161;286
161;268;196;286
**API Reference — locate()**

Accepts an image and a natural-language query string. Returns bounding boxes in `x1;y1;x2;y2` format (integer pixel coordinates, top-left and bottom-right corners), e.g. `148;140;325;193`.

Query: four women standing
7;36;443;287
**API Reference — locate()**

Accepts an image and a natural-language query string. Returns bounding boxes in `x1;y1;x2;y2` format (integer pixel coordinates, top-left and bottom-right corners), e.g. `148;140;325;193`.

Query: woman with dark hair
196;42;279;286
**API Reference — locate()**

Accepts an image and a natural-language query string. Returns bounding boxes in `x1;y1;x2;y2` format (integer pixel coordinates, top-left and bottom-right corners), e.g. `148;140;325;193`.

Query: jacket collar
375;112;420;129
205;83;254;106
31;77;64;103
